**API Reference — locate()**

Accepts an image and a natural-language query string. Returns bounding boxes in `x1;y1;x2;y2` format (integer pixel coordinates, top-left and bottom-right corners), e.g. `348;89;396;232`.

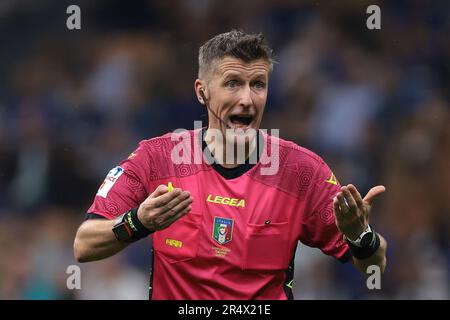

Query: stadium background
0;0;448;299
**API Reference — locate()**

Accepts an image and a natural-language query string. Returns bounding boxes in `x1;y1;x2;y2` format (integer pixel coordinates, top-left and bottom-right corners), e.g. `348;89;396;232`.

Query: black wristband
346;231;381;260
123;207;153;241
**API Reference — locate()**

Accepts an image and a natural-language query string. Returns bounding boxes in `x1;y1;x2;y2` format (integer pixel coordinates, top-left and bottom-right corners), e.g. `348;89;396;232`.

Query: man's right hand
137;185;193;232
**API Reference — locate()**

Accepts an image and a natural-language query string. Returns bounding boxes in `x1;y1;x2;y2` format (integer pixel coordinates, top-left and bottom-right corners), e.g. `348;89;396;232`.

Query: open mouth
228;114;254;128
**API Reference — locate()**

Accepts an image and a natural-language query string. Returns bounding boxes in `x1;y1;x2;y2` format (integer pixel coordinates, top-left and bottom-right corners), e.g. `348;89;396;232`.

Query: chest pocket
242;221;290;271
152;212;202;263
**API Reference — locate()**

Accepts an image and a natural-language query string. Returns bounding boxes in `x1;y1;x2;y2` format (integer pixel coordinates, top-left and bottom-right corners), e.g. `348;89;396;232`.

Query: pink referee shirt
88;129;349;299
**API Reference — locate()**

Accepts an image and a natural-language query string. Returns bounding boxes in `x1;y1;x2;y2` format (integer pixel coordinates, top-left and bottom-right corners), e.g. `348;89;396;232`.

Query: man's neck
203;127;259;168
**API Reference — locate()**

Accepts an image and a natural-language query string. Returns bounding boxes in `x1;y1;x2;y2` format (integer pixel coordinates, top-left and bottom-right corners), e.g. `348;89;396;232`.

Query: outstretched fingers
348;184;364;209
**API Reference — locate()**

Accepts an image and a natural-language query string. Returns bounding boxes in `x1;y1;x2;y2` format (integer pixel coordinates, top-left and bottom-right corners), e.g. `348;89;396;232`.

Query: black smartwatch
112;213;134;242
344;225;380;259
344;225;375;248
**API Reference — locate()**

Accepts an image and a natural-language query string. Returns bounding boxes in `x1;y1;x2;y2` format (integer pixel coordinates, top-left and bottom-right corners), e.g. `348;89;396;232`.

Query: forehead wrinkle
218;62;269;79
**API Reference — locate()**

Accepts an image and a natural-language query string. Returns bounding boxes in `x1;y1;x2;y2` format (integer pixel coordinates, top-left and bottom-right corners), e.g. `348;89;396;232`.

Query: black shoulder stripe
85;213;108;220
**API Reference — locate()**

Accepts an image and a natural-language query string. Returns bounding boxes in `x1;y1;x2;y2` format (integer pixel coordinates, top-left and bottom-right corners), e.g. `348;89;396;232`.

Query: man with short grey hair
74;30;387;299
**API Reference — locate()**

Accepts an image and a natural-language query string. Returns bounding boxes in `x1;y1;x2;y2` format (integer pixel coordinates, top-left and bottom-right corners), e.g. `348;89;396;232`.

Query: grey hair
198;29;275;79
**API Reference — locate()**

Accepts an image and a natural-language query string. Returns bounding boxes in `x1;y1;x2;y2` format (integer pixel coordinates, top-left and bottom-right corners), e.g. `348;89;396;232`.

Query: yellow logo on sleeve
326;173;338;185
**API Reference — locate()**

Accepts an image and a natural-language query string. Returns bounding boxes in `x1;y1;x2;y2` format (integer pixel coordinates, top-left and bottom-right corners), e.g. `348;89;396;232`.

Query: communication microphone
200;89;230;129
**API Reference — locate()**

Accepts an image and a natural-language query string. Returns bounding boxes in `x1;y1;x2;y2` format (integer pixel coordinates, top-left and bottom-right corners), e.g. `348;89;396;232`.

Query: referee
74;30;387;299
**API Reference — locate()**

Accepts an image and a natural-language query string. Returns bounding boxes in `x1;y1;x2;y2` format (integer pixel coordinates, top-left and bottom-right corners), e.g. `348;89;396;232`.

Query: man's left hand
333;184;386;241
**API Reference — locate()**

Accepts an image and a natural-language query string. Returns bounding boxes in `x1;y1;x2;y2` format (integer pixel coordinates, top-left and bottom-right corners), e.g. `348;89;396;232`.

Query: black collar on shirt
200;128;264;180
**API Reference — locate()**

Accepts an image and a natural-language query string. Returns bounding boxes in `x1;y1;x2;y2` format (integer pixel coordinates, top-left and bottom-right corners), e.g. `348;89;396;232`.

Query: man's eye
254;81;266;89
225;80;238;88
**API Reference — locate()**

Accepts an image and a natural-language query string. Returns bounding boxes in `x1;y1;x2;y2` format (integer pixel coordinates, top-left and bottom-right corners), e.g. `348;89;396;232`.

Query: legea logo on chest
206;194;245;208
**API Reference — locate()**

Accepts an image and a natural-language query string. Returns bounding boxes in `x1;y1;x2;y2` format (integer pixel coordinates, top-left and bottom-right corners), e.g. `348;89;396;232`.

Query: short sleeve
87;141;151;220
299;160;349;261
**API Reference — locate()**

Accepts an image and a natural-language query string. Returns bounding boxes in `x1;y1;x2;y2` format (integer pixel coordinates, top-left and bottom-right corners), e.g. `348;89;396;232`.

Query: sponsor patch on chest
206;194;245;207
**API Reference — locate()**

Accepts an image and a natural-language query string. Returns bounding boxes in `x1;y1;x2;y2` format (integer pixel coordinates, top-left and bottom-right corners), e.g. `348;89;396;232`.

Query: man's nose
238;85;253;108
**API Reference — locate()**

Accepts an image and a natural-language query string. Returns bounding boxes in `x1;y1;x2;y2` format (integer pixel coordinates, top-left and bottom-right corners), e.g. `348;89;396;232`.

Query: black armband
346;231;381;260
112;207;152;242
126;207;153;240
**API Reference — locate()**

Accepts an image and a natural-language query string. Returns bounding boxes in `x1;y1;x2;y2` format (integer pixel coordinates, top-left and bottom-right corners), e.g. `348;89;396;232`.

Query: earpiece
198;87;229;129
199;88;207;104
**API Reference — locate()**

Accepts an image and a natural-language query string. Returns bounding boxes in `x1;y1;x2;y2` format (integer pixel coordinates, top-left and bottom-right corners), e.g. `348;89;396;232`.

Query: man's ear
194;79;207;105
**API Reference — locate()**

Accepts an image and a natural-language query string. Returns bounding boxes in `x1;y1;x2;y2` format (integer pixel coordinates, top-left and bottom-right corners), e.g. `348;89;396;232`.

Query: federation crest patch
212;217;234;245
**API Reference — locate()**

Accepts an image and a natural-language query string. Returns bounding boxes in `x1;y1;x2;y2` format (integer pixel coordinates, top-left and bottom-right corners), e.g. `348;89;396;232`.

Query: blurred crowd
0;0;449;299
